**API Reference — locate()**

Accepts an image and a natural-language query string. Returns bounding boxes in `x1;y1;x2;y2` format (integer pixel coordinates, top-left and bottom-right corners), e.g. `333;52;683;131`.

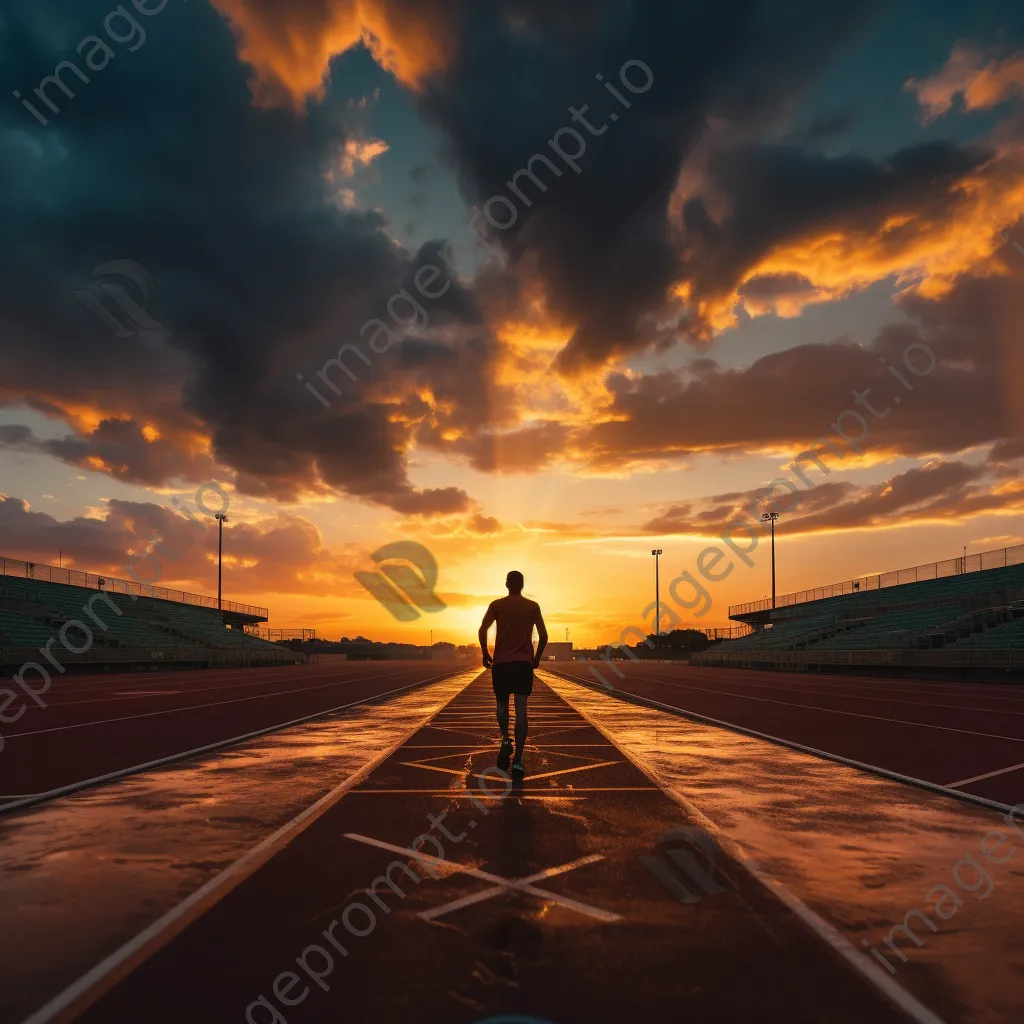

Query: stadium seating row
0;577;283;654
722;562;1024;653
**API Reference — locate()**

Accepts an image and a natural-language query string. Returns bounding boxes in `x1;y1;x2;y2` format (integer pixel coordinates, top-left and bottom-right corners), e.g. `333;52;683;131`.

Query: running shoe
511;759;525;781
497;737;513;772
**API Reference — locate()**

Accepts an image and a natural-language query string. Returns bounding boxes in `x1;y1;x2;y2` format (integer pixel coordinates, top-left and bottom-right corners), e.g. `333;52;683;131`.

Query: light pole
651;548;663;652
761;513;779;609
215;513;228;610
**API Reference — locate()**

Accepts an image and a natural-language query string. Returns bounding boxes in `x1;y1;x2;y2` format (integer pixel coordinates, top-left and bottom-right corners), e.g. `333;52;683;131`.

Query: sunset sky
3;0;1024;646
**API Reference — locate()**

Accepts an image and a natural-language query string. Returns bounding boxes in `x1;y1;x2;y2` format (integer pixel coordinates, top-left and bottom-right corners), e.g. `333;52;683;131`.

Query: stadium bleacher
0;565;295;669
706;552;1024;668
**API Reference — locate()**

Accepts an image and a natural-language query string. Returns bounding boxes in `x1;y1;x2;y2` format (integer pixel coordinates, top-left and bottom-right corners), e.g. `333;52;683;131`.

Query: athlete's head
506;570;524;594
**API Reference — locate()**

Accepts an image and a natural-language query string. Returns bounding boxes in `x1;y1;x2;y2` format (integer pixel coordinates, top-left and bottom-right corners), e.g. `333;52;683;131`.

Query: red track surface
552;662;1024;806
0;661;464;798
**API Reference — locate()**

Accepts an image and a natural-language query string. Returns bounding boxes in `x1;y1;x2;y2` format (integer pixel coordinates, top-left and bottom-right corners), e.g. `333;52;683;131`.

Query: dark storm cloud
4;0;1020;512
0;419;218;485
680;139;993;327
640;459;1021;537
414;0;888;367
578;269;1022;471
803;108;856;143
0;1;478;513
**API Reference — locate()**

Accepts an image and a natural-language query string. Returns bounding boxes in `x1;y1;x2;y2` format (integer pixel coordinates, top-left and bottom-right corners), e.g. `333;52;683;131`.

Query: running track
11;675;926;1024
0;661;466;800
551;662;1024;807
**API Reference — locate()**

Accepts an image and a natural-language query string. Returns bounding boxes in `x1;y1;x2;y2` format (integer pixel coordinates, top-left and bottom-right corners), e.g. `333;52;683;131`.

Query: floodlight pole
652;548;663;652
761;513;779;609
215;513;228;610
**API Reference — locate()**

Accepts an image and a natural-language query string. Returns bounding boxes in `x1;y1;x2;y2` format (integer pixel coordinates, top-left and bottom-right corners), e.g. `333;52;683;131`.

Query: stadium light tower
215;513;228;610
761;513;779;609
652;549;663;651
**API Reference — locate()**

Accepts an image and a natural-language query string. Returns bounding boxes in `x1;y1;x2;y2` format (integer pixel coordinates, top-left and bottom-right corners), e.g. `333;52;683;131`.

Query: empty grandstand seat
719;562;1024;654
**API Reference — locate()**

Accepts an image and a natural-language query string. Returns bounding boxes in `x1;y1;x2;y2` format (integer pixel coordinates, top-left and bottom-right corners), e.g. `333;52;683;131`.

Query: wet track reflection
541;671;1024;1024
0;669;478;1024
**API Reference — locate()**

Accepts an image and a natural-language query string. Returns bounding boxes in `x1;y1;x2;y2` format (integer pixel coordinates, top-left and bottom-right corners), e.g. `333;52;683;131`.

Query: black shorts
491;661;534;696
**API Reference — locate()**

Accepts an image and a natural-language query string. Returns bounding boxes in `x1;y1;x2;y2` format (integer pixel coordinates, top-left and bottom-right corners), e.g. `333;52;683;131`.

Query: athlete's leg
495;690;510;741
513;692;528;760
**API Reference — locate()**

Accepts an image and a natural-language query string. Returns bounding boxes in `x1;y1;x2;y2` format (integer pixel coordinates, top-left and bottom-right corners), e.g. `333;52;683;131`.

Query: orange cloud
210;0;454;107
339;137;390;177
907;45;1024;122
693;140;1024;331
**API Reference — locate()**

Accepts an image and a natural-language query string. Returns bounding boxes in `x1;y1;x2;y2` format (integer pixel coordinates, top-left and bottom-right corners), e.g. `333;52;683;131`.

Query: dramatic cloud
0;493;360;598
0;418;219;485
673;136;1024;332
908;45;1024;122
3;2;1024;540
0;0;479;514
641;457;1024;538
209;0;458;102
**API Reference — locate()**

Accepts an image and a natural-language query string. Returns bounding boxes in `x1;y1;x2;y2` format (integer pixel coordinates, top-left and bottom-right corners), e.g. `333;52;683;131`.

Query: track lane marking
946;761;1024;788
630;666;1024;704
548;669;1017;815
344;834;619;923
3;667;433;740
564;670;1024;745
0;670;469;816
626;670;1024;719
542;672;950;1024
14;670;480;1024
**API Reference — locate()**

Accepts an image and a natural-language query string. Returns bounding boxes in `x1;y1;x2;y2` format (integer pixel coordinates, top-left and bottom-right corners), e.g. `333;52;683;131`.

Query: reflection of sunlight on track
0;666;472;815
0;669;481;1024
540;671;1023;1024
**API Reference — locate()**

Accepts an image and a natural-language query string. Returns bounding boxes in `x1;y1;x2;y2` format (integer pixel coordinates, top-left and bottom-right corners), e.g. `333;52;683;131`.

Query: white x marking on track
344;833;620;923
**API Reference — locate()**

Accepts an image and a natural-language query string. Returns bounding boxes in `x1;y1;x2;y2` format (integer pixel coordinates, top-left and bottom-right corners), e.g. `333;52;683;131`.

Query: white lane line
35;670;345;707
4;666;424;740
15;664;314;698
13;662;430;701
641;667;1024;704
15;671;478;1024
564;669;1024;745
548;669;1018;816
544;673;950;1024
946;761;1024;788
0;670;466;816
630;670;1024;717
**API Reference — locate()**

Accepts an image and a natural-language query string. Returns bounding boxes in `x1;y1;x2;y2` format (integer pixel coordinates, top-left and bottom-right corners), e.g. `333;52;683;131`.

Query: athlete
478;570;547;779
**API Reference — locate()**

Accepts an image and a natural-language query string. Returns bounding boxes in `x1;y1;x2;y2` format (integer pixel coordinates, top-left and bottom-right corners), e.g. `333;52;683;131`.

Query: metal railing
729;544;1024;618
244;627;319;642
0;556;267;619
704;625;754;640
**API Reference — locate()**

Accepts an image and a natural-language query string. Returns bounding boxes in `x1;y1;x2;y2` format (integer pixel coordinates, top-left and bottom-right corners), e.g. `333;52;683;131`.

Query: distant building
431;642;457;660
542;641;573;660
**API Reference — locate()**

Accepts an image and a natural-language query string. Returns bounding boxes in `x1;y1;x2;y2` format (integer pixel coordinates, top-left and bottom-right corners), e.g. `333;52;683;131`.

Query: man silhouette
479;570;547;778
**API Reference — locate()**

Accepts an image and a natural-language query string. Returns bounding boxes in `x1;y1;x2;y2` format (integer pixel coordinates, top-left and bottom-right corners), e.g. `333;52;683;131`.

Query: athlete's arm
533;605;548;667
479;602;497;668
